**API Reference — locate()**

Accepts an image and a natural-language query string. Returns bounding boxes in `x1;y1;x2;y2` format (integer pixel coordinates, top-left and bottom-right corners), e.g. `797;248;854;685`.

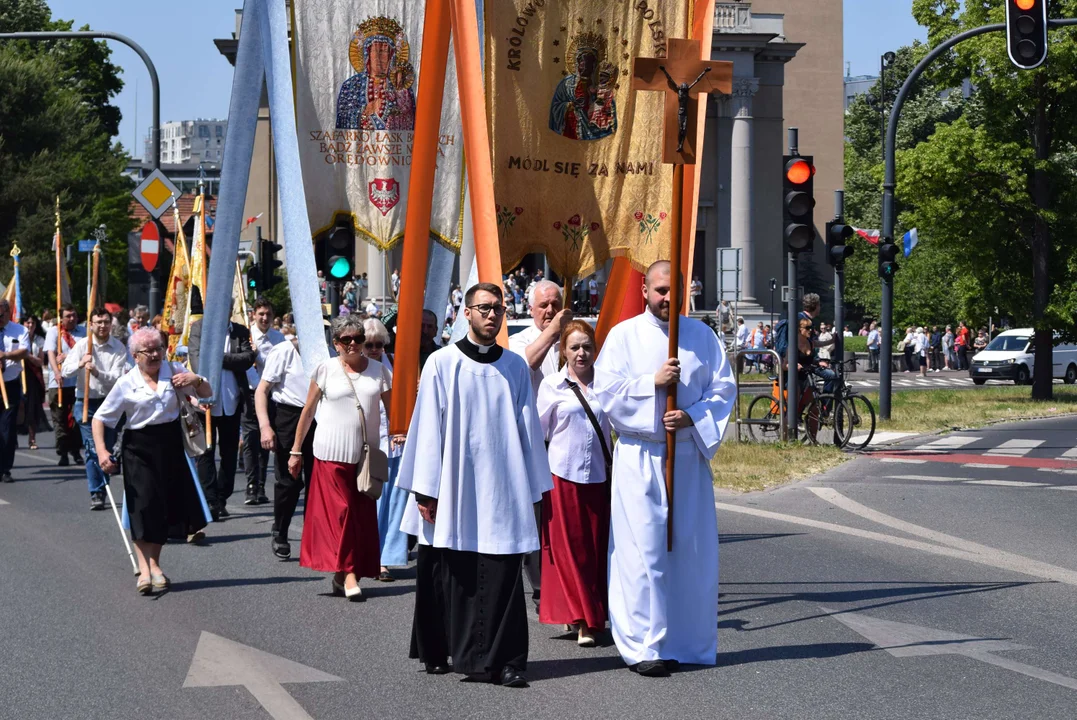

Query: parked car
968;328;1077;385
506;317;596;338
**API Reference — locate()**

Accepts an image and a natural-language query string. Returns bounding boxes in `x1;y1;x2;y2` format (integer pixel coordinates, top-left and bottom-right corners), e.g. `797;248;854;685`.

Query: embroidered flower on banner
635;210;667;245
496;204;524;241
554;214;599;250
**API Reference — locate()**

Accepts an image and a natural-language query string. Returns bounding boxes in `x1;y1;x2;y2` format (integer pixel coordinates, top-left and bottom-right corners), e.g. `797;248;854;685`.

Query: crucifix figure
631;39;732;165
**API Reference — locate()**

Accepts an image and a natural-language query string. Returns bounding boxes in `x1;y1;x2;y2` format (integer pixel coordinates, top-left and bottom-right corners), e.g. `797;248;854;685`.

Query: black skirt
410;547;528;675
122;419;206;545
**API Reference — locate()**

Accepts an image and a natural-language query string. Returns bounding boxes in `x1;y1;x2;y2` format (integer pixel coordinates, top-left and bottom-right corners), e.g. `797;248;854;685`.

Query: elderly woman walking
537;320;613;647
361;318;407;581
92;328;212;594
288;315;390;601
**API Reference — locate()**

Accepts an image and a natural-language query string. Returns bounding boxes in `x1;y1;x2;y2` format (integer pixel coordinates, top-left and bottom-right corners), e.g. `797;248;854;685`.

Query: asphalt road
737;369;1045;394
3;419;1077;719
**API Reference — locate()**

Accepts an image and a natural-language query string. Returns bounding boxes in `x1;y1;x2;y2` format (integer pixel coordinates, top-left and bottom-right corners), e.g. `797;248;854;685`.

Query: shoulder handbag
339;359;389;499
177;385;208;458
566;380;612;482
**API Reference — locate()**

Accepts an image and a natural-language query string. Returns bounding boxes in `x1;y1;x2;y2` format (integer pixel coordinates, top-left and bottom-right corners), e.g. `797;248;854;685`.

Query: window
198;124;210;138
216;125;224;138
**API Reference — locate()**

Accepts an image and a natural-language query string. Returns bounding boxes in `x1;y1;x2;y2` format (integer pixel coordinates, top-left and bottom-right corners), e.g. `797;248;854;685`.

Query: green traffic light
329;256;351;279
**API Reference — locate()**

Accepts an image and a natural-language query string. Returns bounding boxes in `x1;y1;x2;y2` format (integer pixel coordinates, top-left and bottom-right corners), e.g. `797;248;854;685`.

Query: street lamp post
769;277;777;330
89;224;107;307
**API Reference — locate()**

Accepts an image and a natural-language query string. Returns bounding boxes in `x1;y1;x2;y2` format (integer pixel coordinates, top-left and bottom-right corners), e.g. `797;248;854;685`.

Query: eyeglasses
335;335;364;346
137;347;163;356
364;341;385;349
467;304;506;317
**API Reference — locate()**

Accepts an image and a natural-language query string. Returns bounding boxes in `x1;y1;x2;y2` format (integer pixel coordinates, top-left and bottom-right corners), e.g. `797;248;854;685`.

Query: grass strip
862;385;1077;432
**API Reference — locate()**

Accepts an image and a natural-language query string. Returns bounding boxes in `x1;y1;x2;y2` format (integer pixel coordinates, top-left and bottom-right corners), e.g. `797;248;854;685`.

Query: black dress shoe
218;505;230;518
256;490;270;504
58;454;69;467
72;452;84;464
1;473;12;483
272;538;291;559
244;490;257;505
424;663;451;675
90;492;105;511
663;659;681;673
499;666;528;688
632;660;670;677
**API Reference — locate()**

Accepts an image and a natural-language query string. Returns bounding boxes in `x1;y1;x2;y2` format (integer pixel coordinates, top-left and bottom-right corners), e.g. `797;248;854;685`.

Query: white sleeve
516;364;553;502
683;329;739;459
94;375;129;428
536;375;558;443
395;359;445;499
592;327;659;436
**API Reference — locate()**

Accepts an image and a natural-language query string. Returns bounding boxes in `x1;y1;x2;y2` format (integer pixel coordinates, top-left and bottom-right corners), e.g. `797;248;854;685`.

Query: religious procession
2;0;740;698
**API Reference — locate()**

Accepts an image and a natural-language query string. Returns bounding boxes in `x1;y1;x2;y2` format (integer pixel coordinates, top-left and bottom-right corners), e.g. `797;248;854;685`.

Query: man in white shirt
255;335;312;560
188;315;257;520
588;277;599;314
734;316;750;374
391;268;401;299
45;303;86;467
0;299;29;483
242;297;285;506
398;282;551;687
507;278;569;609
365;298;381;317
61;307;132;510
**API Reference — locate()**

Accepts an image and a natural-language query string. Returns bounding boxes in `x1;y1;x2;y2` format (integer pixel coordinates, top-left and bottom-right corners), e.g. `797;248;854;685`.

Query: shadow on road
172;575;324;591
719;533;804;545
717;642;875;666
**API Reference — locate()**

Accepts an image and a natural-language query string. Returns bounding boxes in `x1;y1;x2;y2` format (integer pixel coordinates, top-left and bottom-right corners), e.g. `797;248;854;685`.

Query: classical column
729;77;759;304
366;241;386;300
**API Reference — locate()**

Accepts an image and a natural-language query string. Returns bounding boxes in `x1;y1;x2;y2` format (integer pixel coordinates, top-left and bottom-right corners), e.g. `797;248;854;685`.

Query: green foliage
261;271;292;318
0;0;131;312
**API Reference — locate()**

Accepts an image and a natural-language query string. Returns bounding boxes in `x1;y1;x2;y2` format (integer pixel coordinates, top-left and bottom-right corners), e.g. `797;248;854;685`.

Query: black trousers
241;393;269;492
523;504;542;601
270;402;314;541
0;381;22;474
196;410;242;509
411;547;528;676
48;387;80;456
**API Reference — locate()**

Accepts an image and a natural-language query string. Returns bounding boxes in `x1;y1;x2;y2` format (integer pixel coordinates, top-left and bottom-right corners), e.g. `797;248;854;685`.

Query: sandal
377;570;395;582
137;577;153;595
151;573;170;590
28;442;37;450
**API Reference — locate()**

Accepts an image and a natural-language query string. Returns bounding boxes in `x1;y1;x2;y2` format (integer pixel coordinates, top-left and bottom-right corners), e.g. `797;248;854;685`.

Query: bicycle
745;370;853;447
829;358;876;450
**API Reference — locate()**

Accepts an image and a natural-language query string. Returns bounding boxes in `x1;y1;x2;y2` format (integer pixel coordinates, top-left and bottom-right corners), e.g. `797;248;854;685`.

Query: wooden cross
632;38;732;165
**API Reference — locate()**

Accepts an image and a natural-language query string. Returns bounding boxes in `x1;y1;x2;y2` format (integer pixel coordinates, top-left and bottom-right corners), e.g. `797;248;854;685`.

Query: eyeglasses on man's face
137;346;163;356
467;303;506;317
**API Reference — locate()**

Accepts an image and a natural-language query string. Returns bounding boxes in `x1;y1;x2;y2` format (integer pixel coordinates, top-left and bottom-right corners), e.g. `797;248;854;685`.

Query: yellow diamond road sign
132;168;180;219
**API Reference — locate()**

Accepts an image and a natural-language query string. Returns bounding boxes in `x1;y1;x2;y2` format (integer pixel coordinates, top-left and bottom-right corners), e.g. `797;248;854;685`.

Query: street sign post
139;221;160;273
132;168;179;219
78;240;96;253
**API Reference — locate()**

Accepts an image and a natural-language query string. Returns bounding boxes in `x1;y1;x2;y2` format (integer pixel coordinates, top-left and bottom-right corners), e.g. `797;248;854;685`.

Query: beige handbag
339;359;389;499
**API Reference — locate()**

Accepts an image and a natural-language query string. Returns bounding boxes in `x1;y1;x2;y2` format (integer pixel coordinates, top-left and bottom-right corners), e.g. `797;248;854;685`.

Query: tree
904;0;1077;399
0;0;132;311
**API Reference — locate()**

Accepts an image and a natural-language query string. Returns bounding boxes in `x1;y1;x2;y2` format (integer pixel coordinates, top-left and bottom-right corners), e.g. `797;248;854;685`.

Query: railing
715;2;752;33
733;348;786;442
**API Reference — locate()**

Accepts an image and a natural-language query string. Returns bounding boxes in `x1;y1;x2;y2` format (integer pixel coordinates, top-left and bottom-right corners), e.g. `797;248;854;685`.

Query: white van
968;328;1077;385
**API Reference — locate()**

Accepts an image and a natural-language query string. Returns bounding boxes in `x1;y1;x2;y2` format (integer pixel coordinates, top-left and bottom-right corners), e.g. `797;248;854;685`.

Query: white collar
643;309;669;329
466;334;496;354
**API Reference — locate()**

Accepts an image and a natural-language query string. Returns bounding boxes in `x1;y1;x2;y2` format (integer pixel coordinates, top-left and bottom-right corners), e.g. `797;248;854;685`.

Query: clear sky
46;0;927;153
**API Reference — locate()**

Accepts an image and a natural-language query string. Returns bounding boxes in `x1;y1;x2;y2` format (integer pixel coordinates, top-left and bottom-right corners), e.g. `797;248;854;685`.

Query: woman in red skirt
287;315;397;601
537;319;612;646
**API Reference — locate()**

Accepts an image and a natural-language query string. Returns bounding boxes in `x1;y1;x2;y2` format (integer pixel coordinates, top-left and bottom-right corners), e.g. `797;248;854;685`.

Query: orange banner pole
389;0;452;437
594;257;633;351
449;0;506;346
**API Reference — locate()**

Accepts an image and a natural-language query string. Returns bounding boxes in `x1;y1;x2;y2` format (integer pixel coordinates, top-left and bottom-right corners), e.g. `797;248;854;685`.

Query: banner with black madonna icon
293;1;467;252
485;0;690;278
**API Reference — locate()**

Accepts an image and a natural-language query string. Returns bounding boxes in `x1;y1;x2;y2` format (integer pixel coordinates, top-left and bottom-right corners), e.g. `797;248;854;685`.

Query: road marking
15;451;61;466
965;480;1049;488
0;498;9;505
985;439;1044;457
857;432;918;446
880;458;927;464
962;463;1003;469
1059;447;1077;460
884;475;961;482
919;436;979;450
823;608;1077;693
1052;486;1077;492
874;452;1077;470
184;631;342;720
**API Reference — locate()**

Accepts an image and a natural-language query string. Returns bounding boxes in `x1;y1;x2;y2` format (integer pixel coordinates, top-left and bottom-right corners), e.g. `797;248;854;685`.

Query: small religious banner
485;0;692;278
293;1;467;251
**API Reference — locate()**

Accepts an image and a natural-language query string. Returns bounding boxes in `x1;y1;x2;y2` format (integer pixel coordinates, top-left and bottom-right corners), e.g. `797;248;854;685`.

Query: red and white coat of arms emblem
368;178;400;216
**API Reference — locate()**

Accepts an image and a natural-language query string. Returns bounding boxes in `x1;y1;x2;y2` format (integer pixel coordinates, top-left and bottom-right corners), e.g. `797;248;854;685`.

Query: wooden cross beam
632;38;732;165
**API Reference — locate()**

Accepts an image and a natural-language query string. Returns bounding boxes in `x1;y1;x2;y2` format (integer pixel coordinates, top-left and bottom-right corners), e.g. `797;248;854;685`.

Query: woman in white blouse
536;319;612;647
288;315;391;601
92;328;212;595
362;318;407;582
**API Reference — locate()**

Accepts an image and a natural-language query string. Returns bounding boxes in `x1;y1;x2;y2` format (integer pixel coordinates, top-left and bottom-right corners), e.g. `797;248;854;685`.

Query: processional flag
484;0;691;279
163;204;191;359
293;0;467;252
181;195;209;349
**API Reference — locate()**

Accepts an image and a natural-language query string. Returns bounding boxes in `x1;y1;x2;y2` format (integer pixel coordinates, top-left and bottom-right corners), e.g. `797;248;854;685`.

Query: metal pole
0;30;162;316
834;191;845;367
785;252;798;440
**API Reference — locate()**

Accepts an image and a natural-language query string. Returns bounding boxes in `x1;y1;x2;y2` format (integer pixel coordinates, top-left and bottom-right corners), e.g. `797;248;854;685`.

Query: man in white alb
508;278;571;607
398;282;551;688
593;260;737;677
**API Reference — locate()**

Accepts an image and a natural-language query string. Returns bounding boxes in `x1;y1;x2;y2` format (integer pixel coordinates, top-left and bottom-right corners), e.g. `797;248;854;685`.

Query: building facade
146;119;229;165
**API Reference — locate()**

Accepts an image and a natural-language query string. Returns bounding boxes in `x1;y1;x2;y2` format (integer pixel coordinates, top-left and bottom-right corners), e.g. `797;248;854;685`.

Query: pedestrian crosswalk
873;433;1077;473
852;375;980;389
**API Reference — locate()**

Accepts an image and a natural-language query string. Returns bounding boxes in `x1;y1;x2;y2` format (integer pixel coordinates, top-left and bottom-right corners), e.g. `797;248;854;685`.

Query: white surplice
593;310;737;666
397;340;553;555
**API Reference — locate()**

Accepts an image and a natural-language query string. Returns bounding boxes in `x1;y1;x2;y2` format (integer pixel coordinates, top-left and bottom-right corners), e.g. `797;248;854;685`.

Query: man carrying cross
593;261;737;676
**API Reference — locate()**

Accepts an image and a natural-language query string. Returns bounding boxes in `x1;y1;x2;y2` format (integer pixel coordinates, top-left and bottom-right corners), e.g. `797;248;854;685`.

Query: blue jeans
74;399;119;494
376;455;409;567
813;365;838;395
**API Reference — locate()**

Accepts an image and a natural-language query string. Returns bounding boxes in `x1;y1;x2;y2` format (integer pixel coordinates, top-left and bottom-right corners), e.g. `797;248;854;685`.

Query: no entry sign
140;221;160;272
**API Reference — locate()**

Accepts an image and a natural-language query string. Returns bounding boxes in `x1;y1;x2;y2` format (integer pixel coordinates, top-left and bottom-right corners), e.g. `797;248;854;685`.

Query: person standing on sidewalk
45;303;85;467
866;322;881;373
0;299;29;483
61;308;131;511
242;298;285;506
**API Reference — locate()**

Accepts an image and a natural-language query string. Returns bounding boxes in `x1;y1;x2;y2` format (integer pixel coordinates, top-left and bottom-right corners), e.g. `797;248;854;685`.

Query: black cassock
410;545;529;676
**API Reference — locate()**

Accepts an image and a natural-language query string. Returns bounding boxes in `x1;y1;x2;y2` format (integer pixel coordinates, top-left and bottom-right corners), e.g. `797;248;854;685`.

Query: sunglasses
335;335;364;346
364;341;385;349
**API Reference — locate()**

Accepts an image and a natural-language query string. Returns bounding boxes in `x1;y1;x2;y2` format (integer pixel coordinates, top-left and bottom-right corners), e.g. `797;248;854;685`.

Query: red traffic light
785;159;814;185
1014;0;1036;10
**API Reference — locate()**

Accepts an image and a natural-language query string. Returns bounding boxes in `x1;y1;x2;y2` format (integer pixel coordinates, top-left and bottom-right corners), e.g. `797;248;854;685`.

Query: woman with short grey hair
288;312;391;601
361;317;408;581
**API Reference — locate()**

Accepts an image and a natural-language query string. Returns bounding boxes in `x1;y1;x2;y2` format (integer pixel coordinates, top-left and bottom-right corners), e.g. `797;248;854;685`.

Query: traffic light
878;239;900;279
259;239;283;292
324;222;355;281
1006;0;1047;70
783;155;815;253
247;263;260;293
825;220;854;267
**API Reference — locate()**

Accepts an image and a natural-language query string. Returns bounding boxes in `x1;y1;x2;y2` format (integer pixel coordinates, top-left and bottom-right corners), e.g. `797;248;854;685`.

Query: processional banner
485;0;690;279
293;0;467;252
